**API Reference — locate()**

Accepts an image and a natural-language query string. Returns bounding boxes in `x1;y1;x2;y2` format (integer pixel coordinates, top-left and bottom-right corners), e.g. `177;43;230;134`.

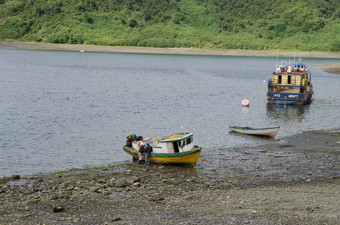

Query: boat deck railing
272;71;304;75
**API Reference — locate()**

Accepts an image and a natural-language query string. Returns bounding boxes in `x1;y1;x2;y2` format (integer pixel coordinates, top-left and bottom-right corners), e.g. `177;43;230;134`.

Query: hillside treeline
0;0;339;52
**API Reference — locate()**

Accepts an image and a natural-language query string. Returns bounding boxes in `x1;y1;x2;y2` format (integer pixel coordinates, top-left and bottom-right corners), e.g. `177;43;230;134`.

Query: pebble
11;174;20;180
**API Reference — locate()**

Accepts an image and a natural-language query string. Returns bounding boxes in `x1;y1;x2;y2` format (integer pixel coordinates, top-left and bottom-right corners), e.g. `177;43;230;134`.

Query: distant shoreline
1;41;340;74
1;41;340;58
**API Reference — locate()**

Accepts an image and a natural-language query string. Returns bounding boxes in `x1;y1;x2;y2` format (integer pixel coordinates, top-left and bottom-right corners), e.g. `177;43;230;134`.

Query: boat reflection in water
266;104;310;136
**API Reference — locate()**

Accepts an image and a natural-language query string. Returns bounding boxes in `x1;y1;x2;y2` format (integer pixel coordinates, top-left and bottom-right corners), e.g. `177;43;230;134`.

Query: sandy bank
1;41;340;59
313;63;340;75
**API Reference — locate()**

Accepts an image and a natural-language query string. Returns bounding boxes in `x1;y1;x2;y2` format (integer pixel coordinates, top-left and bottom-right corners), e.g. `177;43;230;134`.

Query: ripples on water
0;49;339;177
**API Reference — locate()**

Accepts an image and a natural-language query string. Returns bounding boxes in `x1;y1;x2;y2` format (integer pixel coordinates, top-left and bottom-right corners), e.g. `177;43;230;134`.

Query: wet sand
1;41;340;59
0;130;339;224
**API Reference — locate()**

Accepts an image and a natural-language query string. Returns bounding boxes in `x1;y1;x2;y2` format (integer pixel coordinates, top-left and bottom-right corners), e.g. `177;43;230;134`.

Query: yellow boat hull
123;146;201;166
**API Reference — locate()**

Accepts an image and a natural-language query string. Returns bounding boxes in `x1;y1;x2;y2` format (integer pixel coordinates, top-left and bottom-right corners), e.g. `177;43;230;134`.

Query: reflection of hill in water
266;104;309;122
266;104;311;136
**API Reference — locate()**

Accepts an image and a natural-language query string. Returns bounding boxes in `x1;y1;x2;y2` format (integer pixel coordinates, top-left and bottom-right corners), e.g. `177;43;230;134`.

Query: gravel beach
1;130;339;224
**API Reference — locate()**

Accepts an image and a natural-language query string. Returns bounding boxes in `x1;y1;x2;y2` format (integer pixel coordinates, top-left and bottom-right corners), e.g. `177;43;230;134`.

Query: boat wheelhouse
267;59;313;105
123;132;201;166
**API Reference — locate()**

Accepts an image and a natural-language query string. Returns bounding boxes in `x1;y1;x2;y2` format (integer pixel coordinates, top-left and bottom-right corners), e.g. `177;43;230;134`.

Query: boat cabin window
173;142;179;153
177;140;185;148
186;137;192;145
288;75;291;84
295;64;305;71
278;75;282;84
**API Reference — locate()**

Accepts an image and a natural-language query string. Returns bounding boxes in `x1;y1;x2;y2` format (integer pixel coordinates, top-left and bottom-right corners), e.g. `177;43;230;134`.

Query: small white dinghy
229;126;280;138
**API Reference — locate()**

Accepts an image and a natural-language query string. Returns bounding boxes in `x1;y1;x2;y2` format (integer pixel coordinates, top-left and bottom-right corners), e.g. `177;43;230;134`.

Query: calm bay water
0;49;339;177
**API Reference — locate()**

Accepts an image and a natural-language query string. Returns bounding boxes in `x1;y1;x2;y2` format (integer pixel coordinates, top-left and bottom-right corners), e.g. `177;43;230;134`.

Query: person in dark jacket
125;134;137;147
145;143;153;166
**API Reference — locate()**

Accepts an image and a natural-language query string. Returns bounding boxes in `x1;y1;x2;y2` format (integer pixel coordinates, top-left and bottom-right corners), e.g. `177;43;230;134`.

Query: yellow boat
123;132;201;166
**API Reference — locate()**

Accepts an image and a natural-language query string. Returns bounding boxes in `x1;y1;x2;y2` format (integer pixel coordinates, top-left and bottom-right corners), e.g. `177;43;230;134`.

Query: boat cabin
269;73;305;86
268;61;311;93
154;133;194;154
132;133;195;154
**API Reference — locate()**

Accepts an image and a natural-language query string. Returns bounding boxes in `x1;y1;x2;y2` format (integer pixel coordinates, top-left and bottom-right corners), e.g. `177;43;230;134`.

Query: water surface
0;49;339;177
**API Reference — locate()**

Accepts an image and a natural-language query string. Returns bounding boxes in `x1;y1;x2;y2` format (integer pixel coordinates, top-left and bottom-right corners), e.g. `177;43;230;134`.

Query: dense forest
0;0;339;52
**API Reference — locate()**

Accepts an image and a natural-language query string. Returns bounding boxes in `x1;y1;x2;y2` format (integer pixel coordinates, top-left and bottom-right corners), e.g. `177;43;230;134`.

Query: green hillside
0;0;339;52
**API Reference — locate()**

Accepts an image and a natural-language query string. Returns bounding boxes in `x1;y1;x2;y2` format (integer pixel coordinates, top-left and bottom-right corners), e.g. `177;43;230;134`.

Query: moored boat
267;59;313;105
123;132;201;166
229;126;280;138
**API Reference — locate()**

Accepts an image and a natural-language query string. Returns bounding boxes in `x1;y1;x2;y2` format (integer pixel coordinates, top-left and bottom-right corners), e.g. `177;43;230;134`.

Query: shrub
0;16;25;39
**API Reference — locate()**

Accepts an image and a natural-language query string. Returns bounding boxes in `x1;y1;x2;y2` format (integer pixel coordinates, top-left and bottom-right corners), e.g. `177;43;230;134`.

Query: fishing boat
267;59;313;105
123;132;201;166
229;126;280;138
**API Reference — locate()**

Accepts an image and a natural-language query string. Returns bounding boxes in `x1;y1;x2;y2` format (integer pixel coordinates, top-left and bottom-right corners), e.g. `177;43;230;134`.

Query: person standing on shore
145;143;153;166
135;136;144;164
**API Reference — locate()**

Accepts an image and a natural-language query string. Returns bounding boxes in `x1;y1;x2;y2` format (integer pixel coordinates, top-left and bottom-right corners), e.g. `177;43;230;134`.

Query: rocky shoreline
1;130;339;224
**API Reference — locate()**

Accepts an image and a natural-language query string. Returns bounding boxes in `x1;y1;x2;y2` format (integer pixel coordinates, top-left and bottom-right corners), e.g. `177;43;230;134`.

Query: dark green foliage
331;40;340;52
0;16;26;39
0;0;339;52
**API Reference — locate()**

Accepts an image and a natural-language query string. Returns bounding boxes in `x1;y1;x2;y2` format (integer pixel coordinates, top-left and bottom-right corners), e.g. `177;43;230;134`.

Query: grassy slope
0;0;339;52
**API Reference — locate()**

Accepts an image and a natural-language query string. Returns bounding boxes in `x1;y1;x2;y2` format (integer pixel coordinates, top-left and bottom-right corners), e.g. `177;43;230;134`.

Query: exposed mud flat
200;130;340;186
0;130;339;224
313;63;340;75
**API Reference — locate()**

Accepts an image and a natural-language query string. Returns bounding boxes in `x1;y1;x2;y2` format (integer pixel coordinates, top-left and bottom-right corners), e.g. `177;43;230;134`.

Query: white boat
229;126;280;138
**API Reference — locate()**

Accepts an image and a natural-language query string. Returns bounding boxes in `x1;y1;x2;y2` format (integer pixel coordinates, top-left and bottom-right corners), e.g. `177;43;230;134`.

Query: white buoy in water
242;99;250;107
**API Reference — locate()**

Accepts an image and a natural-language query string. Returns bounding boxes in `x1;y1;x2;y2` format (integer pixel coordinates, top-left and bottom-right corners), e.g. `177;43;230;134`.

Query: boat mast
294;42;296;65
276;49;279;68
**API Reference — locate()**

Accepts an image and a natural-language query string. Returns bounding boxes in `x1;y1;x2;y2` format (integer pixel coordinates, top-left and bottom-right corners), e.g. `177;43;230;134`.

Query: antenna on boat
180;125;185;133
276;49;279;68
